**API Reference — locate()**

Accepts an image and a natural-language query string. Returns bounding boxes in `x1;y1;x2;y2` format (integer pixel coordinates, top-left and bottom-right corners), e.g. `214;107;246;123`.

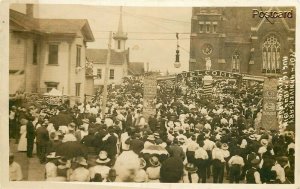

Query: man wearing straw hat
45;152;60;180
69;157;90;182
246;158;262;184
134;158;148;182
89;151;111;181
183;163;198;183
146;156;161;182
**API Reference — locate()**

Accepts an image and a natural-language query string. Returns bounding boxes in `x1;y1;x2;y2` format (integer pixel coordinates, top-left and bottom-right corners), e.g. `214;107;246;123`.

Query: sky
11;4;192;73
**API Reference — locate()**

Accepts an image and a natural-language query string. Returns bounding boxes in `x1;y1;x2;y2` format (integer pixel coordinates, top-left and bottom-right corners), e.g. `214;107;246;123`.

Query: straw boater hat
82;119;89;124
167;121;175;128
149;156;160;167
77;157;88;166
58;157;67;165
96;151;111;164
248;128;255;134
185;163;198;173
154;133;160;138
251;158;260;165
47;152;60;159
139;158;146;169
260;139;269;146
178;137;185;144
249;134;256;141
147;135;155;141
221;143;229;150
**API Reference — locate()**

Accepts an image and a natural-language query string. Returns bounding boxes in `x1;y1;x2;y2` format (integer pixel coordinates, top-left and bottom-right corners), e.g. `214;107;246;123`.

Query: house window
117;40;121;49
48;44;59;65
232;50;240;72
109;69;114;79
75;83;81;97
212;22;217;33
206;22;211;33
76;45;81;67
33;42;38;65
199;21;204;33
262;35;281;73
97;69;102;79
45;82;58;92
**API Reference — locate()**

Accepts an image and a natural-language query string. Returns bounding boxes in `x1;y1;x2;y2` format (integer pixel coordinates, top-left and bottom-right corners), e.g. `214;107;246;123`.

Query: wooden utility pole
101;31;112;118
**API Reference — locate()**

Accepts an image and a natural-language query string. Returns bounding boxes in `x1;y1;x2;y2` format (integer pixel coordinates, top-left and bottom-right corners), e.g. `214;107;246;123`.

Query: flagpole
101;31;112;118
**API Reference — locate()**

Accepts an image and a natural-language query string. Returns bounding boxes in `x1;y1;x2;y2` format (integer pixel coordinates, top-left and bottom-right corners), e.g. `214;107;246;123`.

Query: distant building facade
189;7;295;76
86;49;130;87
9;4;94;104
85;8;144;94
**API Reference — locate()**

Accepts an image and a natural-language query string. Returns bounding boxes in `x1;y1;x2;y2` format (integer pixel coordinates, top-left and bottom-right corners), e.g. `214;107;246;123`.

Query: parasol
55;141;88;159
141;144;169;162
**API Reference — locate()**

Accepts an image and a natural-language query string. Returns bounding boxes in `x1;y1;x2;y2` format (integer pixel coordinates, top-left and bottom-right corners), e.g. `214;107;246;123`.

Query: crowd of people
9;76;295;183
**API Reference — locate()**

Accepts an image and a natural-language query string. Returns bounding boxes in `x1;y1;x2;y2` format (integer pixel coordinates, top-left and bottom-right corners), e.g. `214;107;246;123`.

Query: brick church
189;7;295;76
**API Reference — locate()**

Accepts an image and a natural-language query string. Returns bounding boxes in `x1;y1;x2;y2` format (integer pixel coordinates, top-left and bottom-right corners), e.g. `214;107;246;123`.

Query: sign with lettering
43;95;68;105
143;75;157;120
288;51;295;129
176;70;242;79
281;56;290;126
261;78;278;130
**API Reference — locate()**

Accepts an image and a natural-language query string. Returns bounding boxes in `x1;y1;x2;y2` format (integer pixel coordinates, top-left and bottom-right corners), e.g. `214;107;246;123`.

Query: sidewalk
9;139;45;181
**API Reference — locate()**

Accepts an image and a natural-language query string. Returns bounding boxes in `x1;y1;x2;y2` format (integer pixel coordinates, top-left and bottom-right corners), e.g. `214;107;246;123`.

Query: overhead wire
92;37;191;40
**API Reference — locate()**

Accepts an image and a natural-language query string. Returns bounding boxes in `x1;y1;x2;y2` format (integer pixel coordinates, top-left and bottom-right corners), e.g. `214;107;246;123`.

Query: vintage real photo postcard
0;0;299;189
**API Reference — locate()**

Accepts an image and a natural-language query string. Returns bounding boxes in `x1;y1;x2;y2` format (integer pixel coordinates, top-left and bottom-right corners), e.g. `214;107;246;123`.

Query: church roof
86;49;129;65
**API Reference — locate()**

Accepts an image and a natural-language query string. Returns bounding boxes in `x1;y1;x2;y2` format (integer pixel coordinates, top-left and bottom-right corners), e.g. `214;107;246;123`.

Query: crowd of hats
9;76;295;183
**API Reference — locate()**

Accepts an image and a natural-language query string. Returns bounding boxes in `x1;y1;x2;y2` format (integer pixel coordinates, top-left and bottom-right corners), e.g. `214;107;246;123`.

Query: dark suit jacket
26;121;35;141
284;166;294;183
36;126;49;146
103;134;118;158
167;144;185;161
125;114;134;128
128;138;144;155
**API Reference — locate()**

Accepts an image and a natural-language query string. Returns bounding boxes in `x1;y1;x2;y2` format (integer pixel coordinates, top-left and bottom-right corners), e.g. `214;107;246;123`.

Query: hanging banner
43;95;68;105
143;75;157;121
261;77;278;130
277;77;284;125
176;70;242;79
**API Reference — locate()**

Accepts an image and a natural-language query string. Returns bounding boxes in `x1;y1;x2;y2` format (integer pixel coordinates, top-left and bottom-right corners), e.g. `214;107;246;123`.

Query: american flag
202;83;213;95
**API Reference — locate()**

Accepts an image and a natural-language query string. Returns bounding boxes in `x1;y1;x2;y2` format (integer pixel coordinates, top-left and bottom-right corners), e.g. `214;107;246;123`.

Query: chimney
26;4;34;17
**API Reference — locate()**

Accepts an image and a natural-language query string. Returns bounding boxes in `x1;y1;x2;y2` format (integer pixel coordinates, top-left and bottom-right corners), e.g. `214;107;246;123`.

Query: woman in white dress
17;119;27;152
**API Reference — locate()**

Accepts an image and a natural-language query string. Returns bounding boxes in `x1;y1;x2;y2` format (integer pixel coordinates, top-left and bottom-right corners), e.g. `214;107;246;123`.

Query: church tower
113;7;128;52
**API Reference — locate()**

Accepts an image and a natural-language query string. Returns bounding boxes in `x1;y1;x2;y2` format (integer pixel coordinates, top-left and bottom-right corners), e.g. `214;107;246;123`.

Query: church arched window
262;35;281;73
232;50;240;72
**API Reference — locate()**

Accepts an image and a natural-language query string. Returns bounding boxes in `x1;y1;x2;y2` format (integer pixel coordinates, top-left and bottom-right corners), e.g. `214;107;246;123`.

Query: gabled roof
128;62;145;75
10;9;39;30
86;49;129;65
10;9;94;42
